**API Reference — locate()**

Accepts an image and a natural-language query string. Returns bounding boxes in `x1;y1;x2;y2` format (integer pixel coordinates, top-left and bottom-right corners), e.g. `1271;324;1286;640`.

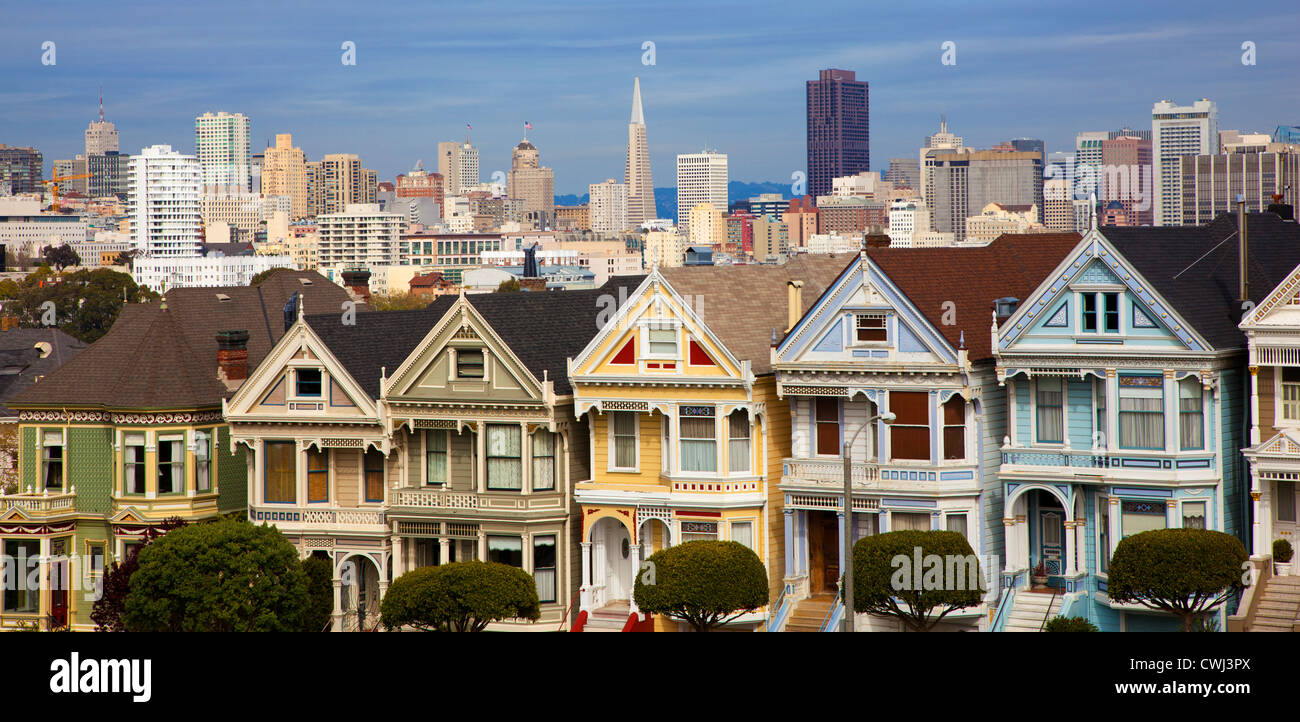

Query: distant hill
554;181;795;223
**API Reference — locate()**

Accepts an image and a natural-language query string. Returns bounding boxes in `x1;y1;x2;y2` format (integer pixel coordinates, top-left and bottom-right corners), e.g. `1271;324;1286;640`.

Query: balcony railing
249;506;385;528
782;458;978;492
1000;446;1216;475
392;488;480;510
0;487;76;514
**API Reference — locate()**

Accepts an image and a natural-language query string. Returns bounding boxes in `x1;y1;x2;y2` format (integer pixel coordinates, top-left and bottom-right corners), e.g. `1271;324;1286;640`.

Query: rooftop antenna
97;85;104;122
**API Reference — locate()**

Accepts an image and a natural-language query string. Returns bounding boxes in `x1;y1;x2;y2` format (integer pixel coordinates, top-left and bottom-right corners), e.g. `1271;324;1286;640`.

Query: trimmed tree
301;555;335;632
851;529;984;632
381;562;541;632
91;517;187;632
121;518;311;632
1107;528;1248;632
1044;616;1099;632
633;540;768;632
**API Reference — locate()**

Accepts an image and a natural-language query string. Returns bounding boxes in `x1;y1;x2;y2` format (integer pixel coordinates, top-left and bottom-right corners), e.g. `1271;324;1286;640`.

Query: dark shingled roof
865;232;1084;362
0;328;88;416
1101;213;1300;352
9;270;356;410
307;277;646;399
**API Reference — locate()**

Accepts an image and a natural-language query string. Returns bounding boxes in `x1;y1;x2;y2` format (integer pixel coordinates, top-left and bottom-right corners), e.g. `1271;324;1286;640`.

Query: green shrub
1108;528;1247;632
381;561;540;632
633;540;768;632
301;555;335;632
1274;538;1294;563
851;530;983;632
1044;615;1098;632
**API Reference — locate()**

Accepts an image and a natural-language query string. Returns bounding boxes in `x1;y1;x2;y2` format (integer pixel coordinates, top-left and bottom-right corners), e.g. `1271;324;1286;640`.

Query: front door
1038;510;1065;582
808;511;840;594
603;522;632;601
50;559;69;629
1276;480;1299;549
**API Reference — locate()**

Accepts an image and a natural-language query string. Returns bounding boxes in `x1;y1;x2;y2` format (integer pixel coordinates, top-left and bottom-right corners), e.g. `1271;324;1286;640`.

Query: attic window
457;349;485;379
855;314;887;342
296;368;323;397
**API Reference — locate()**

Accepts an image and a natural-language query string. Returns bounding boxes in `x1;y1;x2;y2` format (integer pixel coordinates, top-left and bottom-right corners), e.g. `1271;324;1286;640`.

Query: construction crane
41;171;93;213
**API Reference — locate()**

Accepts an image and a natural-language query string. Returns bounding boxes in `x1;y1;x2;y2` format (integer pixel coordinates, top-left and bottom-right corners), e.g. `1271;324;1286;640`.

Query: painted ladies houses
567;256;851;630
1;270;352;630
226;279;640;630
993;212;1300;632
771;235;1082;631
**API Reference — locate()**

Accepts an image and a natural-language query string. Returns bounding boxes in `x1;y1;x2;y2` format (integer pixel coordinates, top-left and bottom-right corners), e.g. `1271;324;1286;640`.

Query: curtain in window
648;328;677;355
1036;378;1064;443
1095;379;1107;441
946;513;968;539
612;412;637;468
265;441;296;503
533;535;556;602
426;430;447;485
728;411;750;473
1178;379;1204;449
157;439;183;494
730;521;754;550
486;425;522;490
532;430;556;490
194;431;211;492
679;416;717;472
43;430;63;490
1120;501;1166;537
125;435;146;495
1119;377;1164;449
892;512;931;531
1182;502;1206;529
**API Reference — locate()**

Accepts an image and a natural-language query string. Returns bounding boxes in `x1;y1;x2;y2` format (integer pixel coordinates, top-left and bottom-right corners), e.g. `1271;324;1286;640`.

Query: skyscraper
925;149;1043;241
1099;135;1153;226
128;145;203;258
507;137;555;224
0;145;44;195
676;150;728;236
624;77;655;228
194;111;252;195
589;179;627;234
439;139;480;198
920;118;963;205
1152;99;1218;226
806;68;869;199
262;134;309;220
85;89;119;156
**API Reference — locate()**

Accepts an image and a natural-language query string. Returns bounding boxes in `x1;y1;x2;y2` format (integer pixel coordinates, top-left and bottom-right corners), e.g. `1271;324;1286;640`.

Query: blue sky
2;0;1297;194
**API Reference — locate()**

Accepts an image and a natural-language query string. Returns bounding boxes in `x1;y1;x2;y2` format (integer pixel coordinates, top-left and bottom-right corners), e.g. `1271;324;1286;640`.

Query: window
456;349;484;378
679;407;717;473
1182;501;1206;529
815;397;840;456
1081;292;1120;333
425;430;448;485
1082;293;1097;332
533;535;556;602
1119;375;1164;449
2;539;39;613
1120;500;1167;538
892;512;931;531
942;396;965;460
264;441;296;503
855;313;887;342
1099;497;1110;573
194;430;212;493
1283;368;1300;421
889;392;930;461
296;368;322;397
611;412;637;469
157;436;183;494
307;447;329;503
532;430;556;491
487;535;522;567
730;521;754;550
647;327;677;356
680;521;718;543
1095;379;1107;442
485;425;522;490
1178;379;1204;450
1279;481;1297;523
728;411;750;473
1103;293;1119;332
364;448;385;502
124;433;146;495
87;543;106;592
1035;378;1064;444
946;513;968;540
42;430;64;490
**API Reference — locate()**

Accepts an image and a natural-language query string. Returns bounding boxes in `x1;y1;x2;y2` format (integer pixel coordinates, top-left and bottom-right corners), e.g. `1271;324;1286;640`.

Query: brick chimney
217;330;250;382
342;270;372;303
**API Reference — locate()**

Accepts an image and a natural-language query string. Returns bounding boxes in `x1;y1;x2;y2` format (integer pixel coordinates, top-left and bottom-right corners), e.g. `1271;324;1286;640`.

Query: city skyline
1;1;1298;194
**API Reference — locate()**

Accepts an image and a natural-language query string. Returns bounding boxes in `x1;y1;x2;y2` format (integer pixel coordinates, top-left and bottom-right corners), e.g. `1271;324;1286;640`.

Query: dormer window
855;313;887;343
296;368;322;397
1081;292;1120;333
456;349;485;378
648;328;677;356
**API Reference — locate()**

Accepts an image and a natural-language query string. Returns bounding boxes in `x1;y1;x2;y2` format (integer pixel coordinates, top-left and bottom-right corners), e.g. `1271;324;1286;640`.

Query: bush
381;562;540;632
1274;538;1294;563
633;540;768;632
1188;617;1220;632
1044;615;1098;632
301;555;335;632
1108;528;1247;632
851;530;983;632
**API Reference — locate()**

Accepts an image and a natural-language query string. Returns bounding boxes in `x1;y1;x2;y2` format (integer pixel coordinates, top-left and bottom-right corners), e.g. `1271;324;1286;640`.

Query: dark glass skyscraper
806;69;869;199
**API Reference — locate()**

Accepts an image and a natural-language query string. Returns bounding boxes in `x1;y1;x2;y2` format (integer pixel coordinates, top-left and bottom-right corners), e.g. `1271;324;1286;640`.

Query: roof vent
33;341;52;359
216;293;232;303
994;297;1020;320
299;277;314;286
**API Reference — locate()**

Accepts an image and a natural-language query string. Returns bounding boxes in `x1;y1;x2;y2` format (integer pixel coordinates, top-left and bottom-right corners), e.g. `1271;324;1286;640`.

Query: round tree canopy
381;561;540;632
633;540;768;631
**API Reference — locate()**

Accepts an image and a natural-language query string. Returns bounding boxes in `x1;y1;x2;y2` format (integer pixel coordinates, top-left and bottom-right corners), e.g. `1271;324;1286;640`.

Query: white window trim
423;429;449;487
848;311;890;347
1179;498;1209;529
676;408;721;477
1274;369;1300;430
607;410;640;473
452;346;490;383
1031;377;1066;447
639;319;683;362
728;518;757;551
726;410;752;475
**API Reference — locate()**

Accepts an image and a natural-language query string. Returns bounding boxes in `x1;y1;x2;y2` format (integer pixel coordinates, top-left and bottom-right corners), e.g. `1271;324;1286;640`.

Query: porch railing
989;584;1016;633
818;588;844;632
761;582;795;632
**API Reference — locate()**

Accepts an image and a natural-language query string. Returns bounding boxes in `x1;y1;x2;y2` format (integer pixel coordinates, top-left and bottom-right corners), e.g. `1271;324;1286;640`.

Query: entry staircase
1244;576;1300;632
784;593;838;632
1002;590;1061;632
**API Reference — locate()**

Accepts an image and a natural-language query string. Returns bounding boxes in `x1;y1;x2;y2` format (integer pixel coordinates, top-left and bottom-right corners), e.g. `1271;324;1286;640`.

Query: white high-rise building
316;203;405;269
676;150;727;237
128;145;203;258
1152;99;1218;226
85;91;118;156
195;111;252;194
920;117;963;204
438;140;480;198
589;179;627;234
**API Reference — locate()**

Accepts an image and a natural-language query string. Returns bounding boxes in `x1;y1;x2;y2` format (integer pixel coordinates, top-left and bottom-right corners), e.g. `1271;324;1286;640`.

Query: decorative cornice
18;410;224;425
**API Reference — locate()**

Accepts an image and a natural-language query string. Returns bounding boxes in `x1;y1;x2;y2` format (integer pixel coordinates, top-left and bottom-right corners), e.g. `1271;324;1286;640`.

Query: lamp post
842;410;895;632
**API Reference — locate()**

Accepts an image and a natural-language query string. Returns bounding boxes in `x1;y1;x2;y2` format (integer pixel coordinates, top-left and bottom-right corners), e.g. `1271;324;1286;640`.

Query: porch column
438;537;450;565
391;533;404;578
1249;366;1260;446
784;509;794;577
331;576;343;632
476;421;486;494
520;422;531;496
477;528;486;561
1015;515;1028;570
628;542;641;614
1251;468;1265;558
1166;498;1178;529
1107;498;1121;560
1063;520;1077;576
1105;370;1118;452
1003;518;1016;573
580;541;592;586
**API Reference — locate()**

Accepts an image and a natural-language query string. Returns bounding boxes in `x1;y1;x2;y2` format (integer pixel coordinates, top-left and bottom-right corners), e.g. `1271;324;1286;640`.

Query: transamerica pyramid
624;76;655;228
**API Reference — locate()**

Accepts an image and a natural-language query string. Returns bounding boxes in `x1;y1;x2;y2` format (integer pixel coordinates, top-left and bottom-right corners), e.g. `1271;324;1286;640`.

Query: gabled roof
10;270;355;410
661;254;856;374
865;233;1084;362
307;276;646;398
1101;213;1300;352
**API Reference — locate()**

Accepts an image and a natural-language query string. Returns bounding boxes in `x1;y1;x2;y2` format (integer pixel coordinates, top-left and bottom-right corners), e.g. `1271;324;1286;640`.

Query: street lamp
842;410;895;632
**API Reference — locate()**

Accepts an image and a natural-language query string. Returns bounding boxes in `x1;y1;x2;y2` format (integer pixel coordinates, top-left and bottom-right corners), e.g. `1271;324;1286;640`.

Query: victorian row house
1;271;353;630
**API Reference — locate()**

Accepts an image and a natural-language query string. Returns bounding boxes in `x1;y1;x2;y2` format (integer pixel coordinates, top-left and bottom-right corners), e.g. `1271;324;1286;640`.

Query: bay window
42;430;64;490
946;513;968;540
1095;378;1107;443
892;512;931;531
611;411;637;470
486;425;522;490
730;521;754;550
2;539;39;613
1099;497;1110;573
1182;501;1206;529
1120;500;1166;538
727;410;750;473
264;441;296;503
889;392;929;461
157;435;184;494
1178;378;1204;450
814;397;840;456
124;433;146;495
194;430;212;493
1283;368;1300;421
1035;378;1064;444
680;521;718;542
487;535;522;567
533;535;557;603
679;407;717;473
532;430;556;491
1119;375;1164;449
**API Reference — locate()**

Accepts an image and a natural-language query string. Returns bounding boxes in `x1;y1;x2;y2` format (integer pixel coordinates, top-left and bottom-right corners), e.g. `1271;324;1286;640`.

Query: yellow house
567;257;851;630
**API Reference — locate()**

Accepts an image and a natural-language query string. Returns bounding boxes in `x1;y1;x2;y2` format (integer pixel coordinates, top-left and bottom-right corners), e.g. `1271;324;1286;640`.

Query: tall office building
676;150;728;236
1152;99;1218;226
920;118;963;204
806;68;869;199
925;149;1043;241
0;145;44;195
1180;146;1300;226
507;138;555;222
194;111;251;195
1099;135;1153;226
85;90;119;156
261;134;309;220
127;145;203;258
309;153;375;216
438;140;479;198
87;151;130;199
1009;138;1045;157
624;77;656;228
53;156;89;194
884;158;921;190
589;179;627;234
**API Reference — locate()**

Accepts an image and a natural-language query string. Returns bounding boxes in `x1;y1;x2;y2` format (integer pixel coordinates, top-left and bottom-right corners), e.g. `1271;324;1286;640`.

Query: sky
2;0;1298;195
